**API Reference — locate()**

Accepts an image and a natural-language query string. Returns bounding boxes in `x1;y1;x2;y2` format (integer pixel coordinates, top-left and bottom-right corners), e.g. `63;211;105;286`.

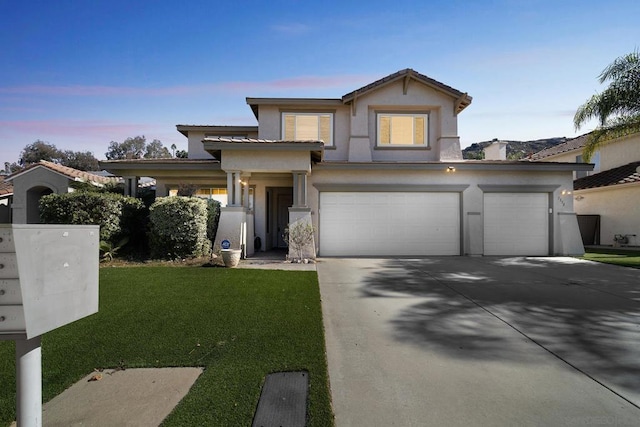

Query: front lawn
0;267;334;426
582;248;640;268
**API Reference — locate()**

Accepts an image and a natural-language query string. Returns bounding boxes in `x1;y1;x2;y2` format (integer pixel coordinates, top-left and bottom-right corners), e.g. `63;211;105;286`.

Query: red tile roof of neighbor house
574;161;640;190
529;134;589;160
0;176;13;196
7;160;117;185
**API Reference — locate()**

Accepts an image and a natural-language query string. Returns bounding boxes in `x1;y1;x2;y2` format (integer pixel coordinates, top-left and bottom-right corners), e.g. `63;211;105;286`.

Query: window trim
281;112;334;146
376;112;429;147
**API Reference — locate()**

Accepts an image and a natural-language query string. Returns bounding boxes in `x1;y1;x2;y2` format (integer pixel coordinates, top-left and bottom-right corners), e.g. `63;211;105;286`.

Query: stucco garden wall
575;184;640;246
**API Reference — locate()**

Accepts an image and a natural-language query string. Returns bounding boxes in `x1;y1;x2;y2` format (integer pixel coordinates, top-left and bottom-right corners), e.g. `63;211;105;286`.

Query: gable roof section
574;161;640;190
245;69;472;119
530;134;589;160
6;160;116;185
341;68;472;114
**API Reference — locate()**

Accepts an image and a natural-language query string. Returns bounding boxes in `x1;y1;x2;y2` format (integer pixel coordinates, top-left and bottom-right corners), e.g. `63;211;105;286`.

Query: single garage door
484;193;549;256
319;192;460;256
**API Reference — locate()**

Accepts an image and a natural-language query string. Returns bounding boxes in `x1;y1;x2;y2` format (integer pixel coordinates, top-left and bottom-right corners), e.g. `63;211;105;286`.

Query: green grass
0;267;334;426
582;248;640;268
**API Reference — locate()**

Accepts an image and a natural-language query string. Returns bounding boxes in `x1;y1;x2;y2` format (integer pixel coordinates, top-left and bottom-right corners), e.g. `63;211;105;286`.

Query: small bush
149;197;211;259
39;192;145;245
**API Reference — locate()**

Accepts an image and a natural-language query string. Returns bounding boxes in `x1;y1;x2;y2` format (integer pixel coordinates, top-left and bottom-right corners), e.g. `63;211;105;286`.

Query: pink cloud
0;119;146;137
0;74;377;98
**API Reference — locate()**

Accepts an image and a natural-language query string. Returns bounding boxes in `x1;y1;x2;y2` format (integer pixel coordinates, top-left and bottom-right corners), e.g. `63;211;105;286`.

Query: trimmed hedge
39;192;145;244
149;197;211;259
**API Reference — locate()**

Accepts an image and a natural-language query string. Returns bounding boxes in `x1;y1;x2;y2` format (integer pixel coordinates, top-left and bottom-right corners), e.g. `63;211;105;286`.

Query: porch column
124;176;138;197
241;173;251;209
226;171;242;206
292;171;308;208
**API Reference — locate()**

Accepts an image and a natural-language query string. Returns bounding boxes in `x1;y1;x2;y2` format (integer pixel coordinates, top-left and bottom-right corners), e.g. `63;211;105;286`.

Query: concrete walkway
317;257;640;427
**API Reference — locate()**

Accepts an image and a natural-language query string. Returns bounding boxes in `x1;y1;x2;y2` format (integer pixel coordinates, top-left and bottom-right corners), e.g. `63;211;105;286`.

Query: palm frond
599;50;640;84
582;114;640;161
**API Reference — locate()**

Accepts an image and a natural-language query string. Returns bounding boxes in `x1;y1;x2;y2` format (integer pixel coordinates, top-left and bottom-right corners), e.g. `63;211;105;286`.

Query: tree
144;139;171;159
19;140;64;166
175;149;188;159
170;143;177;157
63;150;99;171
574;51;640;161
105;136;172;160
105;136;146;160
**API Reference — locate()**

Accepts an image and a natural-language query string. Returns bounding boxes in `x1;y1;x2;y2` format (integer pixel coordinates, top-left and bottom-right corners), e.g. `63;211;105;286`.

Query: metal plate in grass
252;371;309;427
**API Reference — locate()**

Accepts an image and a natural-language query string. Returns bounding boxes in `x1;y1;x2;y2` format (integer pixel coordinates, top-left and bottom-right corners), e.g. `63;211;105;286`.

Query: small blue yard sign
221;239;231;249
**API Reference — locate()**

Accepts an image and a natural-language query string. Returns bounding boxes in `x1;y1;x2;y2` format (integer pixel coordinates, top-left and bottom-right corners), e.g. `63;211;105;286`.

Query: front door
276;193;293;248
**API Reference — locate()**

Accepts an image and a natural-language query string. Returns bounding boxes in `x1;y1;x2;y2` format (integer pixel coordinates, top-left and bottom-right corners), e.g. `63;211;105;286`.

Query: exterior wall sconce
446;166;456;172
561;190;572;196
575;195;584;201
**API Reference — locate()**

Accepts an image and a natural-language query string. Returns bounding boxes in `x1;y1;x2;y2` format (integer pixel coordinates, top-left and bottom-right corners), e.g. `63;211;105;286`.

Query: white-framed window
282;112;333;146
377;113;428;146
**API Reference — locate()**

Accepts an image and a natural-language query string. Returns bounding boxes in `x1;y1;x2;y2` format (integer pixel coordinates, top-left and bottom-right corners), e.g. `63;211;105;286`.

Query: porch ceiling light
446;166;456;172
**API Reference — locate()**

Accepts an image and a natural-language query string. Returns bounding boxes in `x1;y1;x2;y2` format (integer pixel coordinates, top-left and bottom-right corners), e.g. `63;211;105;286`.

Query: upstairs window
282;113;333;146
377;113;428;146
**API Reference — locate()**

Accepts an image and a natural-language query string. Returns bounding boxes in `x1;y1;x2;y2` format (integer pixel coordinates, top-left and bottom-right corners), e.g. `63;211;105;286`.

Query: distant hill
462;137;568;160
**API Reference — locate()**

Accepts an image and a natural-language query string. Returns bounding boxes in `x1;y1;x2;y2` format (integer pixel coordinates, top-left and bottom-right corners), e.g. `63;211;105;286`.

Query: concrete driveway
317;257;640;427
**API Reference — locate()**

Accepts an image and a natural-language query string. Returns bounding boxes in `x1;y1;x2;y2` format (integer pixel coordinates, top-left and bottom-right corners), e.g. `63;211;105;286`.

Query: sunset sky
1;0;639;164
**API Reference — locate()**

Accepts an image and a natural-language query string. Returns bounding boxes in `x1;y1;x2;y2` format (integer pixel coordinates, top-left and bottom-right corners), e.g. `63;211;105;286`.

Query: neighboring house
0;176;14;223
531;132;640;246
5;160;118;224
102;68;589;257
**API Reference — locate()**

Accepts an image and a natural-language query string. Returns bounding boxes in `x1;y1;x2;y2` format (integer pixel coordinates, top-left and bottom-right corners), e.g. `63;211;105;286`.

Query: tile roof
530;134;589;160
7;160;117;185
0;176;13;196
203;137;324;144
574;161;640;190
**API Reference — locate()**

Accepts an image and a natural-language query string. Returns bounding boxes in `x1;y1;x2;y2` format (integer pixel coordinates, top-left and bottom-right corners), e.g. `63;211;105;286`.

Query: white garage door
319;192;460;256
484;193;549;256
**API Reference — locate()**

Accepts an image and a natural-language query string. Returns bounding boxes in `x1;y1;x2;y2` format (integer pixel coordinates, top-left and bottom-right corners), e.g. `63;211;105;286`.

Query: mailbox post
0;224;99;427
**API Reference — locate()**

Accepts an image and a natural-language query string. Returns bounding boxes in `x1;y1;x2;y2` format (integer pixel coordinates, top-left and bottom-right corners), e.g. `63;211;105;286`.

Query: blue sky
1;0;638;164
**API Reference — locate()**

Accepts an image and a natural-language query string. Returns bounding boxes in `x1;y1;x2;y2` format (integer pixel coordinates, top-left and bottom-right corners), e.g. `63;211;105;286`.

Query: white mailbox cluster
0;224;99;340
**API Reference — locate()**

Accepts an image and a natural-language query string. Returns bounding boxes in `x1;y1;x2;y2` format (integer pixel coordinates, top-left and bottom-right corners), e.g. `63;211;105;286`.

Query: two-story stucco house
531;132;640;246
101;68;589;258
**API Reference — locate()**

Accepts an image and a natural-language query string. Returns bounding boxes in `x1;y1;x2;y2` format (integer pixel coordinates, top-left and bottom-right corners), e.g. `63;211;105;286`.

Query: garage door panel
320;192;460;256
484;193;548;256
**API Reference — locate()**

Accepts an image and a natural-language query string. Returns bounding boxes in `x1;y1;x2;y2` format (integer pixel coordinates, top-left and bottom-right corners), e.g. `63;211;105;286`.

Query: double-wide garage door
319;192;460;256
319;191;550;257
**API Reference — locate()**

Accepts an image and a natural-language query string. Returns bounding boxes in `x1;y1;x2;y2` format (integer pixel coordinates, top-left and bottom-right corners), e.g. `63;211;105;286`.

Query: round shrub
149;196;211;259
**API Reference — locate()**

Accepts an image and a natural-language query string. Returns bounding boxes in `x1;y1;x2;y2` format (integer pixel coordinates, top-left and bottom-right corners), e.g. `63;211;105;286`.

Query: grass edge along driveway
0;267;334;426
582;247;640;268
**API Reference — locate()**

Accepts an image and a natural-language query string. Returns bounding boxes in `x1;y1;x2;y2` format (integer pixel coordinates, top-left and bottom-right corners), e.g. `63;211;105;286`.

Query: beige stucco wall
187;131;214;159
254;80;461;163
575;184;640;246
221;150;311;173
598;133;640;170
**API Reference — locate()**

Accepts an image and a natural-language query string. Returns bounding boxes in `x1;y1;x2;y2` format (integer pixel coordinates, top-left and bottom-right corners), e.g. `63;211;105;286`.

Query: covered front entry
483;192;550;256
319;192;460;256
265;187;293;249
